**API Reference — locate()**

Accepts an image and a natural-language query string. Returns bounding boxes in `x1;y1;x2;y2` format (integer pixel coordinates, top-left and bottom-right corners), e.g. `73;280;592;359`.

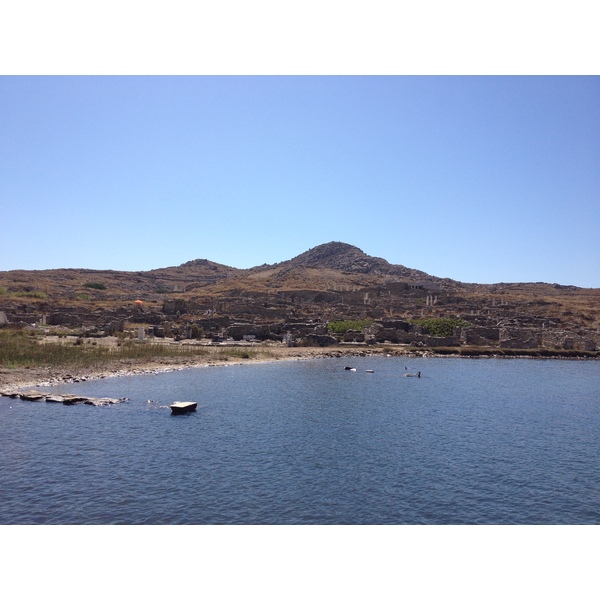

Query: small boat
366;370;374;373
170;401;198;414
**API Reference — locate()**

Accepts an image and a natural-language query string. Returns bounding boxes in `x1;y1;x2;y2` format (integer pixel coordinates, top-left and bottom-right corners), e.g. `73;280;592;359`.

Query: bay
1;357;598;524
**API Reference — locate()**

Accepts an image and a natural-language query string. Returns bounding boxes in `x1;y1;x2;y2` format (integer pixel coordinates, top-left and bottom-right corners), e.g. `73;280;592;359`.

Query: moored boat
170;401;197;414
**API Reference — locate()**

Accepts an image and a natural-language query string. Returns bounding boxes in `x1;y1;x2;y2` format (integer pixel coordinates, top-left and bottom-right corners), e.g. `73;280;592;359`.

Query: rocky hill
266;241;431;277
1;242;599;352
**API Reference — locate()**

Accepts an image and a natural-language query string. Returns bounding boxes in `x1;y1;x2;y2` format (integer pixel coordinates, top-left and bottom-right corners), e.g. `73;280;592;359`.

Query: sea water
1;357;598;524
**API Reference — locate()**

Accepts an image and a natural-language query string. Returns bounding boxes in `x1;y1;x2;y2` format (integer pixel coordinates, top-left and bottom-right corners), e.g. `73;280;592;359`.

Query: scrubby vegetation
0;288;48;299
83;282;107;290
411;317;472;337
327;319;373;334
17;291;48;299
0;329;268;370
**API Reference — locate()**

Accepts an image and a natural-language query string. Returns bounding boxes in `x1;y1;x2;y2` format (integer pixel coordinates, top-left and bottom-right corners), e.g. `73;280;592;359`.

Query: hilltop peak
284;242;412;276
290;242;371;267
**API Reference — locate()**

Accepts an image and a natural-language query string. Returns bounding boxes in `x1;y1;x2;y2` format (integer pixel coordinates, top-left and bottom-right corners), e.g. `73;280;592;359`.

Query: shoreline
1;344;597;393
0;346;359;392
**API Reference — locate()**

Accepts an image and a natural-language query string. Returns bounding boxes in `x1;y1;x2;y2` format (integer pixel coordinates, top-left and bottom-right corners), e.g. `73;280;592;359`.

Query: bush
83;282;107;290
411;318;472;337
328;319;373;334
189;324;203;339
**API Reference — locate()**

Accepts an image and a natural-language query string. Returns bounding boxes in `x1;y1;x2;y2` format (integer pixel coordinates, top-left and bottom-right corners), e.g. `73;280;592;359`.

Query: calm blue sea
1;357;598;524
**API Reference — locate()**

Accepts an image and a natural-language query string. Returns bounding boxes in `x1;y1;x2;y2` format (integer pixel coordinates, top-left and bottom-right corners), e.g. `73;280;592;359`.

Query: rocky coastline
1;344;597;398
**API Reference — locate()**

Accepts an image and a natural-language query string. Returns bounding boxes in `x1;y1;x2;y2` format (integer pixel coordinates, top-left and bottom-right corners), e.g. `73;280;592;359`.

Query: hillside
1;242;599;352
265;241;432;278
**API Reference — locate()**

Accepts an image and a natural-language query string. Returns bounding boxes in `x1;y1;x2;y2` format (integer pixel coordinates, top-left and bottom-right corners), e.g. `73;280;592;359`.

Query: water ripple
1;357;598;524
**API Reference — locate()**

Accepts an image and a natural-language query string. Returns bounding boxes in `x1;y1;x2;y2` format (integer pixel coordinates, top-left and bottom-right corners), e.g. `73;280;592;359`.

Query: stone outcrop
1;389;128;405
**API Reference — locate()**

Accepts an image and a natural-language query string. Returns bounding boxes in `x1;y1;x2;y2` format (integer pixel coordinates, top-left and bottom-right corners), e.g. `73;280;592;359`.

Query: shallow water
1;357;598;524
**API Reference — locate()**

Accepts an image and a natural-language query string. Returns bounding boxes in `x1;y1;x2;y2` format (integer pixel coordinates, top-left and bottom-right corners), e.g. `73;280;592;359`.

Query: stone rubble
1;388;128;406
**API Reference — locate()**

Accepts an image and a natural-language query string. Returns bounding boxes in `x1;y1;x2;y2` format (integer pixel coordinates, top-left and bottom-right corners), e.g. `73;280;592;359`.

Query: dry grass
0;330;275;370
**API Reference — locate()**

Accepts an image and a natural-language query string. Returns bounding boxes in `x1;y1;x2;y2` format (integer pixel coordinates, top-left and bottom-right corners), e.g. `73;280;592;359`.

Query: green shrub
83;282;107;290
328;319;373;334
411;318;472;337
189;324;203;339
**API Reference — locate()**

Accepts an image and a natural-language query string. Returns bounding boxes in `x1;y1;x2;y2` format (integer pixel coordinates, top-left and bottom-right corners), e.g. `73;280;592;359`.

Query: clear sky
1;75;599;287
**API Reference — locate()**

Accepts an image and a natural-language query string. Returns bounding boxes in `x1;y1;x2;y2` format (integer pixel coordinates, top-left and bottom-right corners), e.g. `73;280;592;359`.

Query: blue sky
2;76;599;287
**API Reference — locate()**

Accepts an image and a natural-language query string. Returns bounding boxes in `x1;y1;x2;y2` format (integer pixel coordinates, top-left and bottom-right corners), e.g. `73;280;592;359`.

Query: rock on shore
2;389;128;406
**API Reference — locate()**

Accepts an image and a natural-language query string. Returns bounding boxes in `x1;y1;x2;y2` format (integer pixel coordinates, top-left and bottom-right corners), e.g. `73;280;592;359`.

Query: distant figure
417;371;421;378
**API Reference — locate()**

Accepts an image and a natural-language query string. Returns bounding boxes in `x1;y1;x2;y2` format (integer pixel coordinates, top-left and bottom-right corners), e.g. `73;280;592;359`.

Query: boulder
20;390;45;401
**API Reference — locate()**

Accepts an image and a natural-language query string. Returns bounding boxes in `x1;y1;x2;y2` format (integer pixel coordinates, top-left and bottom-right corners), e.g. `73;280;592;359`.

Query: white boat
170;402;198;414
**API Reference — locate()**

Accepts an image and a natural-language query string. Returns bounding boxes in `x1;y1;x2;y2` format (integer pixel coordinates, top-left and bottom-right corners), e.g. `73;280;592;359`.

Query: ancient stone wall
499;327;541;349
380;320;411;332
460;327;501;345
301;334;338;347
541;330;598;351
